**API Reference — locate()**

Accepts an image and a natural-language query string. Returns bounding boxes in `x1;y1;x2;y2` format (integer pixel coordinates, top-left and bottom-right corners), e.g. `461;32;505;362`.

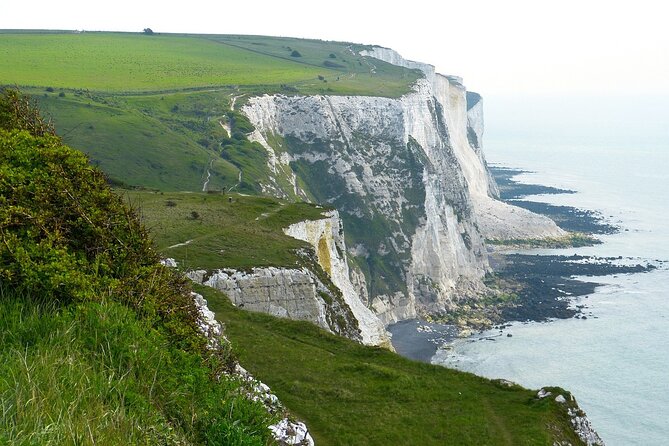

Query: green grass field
36;89;247;191
198;284;583;445
0;288;277;445
1;31;419;97
126;190;331;270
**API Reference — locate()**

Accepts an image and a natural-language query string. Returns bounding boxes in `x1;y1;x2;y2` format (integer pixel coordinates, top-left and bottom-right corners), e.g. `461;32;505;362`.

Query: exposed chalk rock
190;292;314;445
160;258;178;268
536;388;605;446
187;266;361;341
568;407;605;446
284;209;390;346
269;419;315;446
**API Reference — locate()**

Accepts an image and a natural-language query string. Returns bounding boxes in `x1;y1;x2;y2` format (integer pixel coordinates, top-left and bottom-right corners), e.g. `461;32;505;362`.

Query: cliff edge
242;47;563;325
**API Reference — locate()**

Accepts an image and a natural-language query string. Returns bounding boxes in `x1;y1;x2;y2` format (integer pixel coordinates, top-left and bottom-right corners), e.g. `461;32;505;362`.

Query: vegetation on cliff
199;284;586;445
0;89;277;444
1;31;419;192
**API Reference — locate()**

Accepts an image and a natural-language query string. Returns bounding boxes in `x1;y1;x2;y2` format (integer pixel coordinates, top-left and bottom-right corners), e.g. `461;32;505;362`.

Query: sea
433;100;669;445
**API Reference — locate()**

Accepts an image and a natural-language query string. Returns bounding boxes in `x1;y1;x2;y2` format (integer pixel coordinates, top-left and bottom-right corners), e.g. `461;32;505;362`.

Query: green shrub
0;89;202;352
0;88;55;136
323;60;345;69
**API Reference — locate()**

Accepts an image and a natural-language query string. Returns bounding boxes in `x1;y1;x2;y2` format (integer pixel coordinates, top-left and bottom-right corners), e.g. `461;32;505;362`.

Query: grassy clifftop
1;31;419;97
126;190;331;270
199;283;585;445
1;31;421;192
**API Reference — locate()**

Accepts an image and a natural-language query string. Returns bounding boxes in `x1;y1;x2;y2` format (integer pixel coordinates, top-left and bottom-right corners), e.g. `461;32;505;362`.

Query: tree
143;28;154;35
0;88;55;137
290;50;302;57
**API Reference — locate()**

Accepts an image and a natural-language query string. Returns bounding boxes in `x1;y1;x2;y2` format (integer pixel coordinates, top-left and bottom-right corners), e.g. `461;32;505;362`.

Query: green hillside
36;90;241;191
199;284;584;445
1;31;419;96
0;31;421;191
0;91;278;445
125;190;331;270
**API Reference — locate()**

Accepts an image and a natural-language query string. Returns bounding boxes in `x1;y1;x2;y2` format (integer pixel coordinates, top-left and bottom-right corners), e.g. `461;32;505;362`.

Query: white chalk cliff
241;46;565;327
187;264;363;342
361;47;565;241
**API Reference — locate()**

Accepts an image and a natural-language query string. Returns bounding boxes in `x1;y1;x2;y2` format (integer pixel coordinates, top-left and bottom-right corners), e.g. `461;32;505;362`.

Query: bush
0;89;202;352
290;50;302;57
1;88;55;136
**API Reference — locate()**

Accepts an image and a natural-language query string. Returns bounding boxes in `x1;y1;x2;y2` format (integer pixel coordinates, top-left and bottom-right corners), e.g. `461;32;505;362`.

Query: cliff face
187;258;363;342
243;80;486;324
283;210;389;346
362;47;565;242
188;210;390;346
242;46;563;325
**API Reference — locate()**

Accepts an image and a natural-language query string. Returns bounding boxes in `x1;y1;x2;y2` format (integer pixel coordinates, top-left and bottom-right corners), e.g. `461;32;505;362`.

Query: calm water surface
434;138;669;445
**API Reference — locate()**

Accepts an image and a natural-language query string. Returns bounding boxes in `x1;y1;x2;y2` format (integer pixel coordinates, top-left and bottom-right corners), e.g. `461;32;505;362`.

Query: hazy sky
3;0;667;97
2;0;667;142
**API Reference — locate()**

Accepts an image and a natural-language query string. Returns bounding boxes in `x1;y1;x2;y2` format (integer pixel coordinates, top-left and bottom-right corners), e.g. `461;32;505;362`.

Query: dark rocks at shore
496;254;656;322
489;165;618;235
489;166;576;199
507;200;619;235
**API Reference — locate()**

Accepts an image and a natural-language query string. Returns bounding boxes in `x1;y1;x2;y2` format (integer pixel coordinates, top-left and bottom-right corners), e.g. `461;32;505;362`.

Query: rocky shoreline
390;165;660;361
489;165;619;235
494;253;656;322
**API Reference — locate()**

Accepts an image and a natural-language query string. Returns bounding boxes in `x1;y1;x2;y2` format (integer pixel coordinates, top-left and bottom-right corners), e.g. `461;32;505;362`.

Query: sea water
434;134;669;444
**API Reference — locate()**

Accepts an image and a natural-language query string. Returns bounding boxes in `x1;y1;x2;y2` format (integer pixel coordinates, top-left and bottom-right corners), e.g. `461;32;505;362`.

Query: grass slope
0;32;327;92
0;290;276;445
126;190;331;270
1;31;421;192
36;90;241;191
199;284;583;446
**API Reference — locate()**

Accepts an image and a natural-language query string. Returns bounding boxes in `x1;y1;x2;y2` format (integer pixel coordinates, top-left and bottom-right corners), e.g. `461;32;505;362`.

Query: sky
2;0;668;142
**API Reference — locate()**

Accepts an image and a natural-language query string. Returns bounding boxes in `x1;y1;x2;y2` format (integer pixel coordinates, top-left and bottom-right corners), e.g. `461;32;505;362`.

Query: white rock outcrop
268;419;315;446
188;266;361;342
537;388;605;446
284;210;390;346
190;292;314;445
